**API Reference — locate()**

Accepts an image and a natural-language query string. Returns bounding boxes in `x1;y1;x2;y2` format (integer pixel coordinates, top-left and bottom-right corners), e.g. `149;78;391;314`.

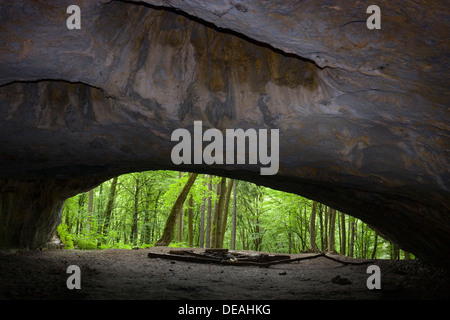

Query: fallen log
147;250;373;267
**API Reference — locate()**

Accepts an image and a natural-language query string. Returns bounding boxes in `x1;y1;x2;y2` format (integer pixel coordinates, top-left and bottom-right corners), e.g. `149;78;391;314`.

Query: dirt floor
0;247;449;301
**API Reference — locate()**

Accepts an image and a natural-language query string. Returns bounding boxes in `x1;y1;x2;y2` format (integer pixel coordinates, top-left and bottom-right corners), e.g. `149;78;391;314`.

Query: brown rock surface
0;1;448;267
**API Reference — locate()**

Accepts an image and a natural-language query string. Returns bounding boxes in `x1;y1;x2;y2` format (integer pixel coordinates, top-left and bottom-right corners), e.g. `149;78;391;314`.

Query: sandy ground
0;247;449;301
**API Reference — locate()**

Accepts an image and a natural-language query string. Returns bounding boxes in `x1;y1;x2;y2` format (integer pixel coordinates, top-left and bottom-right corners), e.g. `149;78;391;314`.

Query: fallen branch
259;253;373;267
147;250;373;267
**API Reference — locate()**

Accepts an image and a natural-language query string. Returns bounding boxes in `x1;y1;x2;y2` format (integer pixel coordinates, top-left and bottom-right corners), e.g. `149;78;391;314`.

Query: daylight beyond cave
0;0;449;267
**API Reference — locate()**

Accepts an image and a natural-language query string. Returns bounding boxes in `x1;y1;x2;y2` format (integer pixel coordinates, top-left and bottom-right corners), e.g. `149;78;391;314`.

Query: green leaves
60;170;402;260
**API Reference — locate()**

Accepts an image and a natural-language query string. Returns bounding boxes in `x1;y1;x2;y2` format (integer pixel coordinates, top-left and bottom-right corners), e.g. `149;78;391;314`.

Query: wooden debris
148;249;370;267
149;249;290;266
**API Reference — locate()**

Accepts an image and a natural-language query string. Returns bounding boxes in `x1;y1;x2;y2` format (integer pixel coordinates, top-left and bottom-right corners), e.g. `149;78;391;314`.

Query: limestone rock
0;0;448;266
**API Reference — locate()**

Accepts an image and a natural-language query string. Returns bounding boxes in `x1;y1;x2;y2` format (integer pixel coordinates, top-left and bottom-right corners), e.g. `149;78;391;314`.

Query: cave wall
0;0;448;267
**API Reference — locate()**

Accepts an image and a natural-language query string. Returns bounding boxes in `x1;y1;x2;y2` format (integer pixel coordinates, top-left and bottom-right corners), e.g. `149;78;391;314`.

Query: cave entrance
58;170;408;262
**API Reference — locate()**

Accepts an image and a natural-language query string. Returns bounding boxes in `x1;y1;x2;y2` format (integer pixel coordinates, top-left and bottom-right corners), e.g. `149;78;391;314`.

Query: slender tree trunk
87;189;94;235
177;172;184;243
142;186;152;244
349;220;356;258
76;193;87;236
155;173;198;246
324;206;329;251
231;180;237;250
318;203;324;251
102;176;118;239
219;179;234;248
205;175;213;248
361;224;366;258
302;205;307;251
212;177;227;248
340;212;346;255
392;242;400;260
309;201;318;251
131;175;140;245
199;175;206;247
328;208;336;253
96;184;103;236
371;233;378;259
151;190;162;242
188;194;194;247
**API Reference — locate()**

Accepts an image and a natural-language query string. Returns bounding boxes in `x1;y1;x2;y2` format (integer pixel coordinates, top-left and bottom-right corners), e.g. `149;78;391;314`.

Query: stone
0;0;448;267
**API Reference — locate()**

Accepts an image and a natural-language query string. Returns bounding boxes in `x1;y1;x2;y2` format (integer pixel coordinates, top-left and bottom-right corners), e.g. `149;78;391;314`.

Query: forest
59;170;413;261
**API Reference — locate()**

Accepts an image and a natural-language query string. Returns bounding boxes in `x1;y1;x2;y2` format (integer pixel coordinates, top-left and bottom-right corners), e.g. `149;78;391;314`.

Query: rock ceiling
0;0;448;267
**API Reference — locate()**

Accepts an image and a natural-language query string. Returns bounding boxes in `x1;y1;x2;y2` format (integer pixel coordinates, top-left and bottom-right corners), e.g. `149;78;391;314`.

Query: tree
102;176;119;239
205;175;213;248
188;194;194;247
76;192;87;235
340;212;346;255
328;207;337;253
87;189;94;234
198;175;206;247
371;233;378;259
155;173;198;246
231;180;237;250
309;201;318;252
177;172;184;243
131;173;140;245
211;177;227;248
60;170;397;260
349;220;356;257
218;178;234;248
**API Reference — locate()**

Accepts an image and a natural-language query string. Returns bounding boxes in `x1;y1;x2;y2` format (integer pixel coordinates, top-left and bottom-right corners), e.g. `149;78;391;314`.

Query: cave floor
0;247;449;300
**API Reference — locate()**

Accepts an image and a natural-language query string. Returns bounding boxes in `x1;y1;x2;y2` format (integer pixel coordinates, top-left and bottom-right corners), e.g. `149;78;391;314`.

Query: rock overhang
0;0;449;267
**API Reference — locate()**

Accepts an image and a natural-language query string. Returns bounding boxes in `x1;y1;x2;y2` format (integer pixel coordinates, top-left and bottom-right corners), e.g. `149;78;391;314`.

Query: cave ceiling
0;0;449;267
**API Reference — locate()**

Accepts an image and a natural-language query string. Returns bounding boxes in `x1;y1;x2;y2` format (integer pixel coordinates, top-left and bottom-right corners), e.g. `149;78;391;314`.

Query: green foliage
168;241;190;248
59;170;408;260
57;223;74;249
73;237;97;250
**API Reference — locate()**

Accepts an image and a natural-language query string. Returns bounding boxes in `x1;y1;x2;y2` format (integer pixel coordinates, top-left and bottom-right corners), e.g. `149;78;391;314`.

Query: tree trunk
151;190;162;242
177;172;184;243
340;212;346;255
87;189;94;235
205;175;213;248
199;175;206;247
309;201;318;251
155;173;198;246
188;194;194;247
211;177;227;248
318;203;324;251
131;175;140;246
371;233;378;259
231;180;237;250
349;220;356;258
142;186;152;244
210;179;219;248
392;242;400;260
324;206;329;251
96;183;104;236
328;208;336;253
102;176;118;239
76;193;87;236
219;179;234;248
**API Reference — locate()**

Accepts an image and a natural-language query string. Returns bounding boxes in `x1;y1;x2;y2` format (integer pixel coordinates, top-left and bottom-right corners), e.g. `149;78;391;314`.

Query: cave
0;0;449;301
